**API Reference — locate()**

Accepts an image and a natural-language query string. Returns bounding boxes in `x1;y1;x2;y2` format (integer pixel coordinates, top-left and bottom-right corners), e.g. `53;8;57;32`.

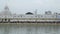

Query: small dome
26;12;33;15
4;6;9;10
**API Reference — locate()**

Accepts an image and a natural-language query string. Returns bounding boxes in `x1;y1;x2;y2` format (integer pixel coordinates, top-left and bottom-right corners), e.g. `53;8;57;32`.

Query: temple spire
4;0;9;10
35;9;37;15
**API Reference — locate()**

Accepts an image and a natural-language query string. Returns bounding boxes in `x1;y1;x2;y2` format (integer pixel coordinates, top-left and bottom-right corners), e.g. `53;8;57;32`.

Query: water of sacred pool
0;23;59;34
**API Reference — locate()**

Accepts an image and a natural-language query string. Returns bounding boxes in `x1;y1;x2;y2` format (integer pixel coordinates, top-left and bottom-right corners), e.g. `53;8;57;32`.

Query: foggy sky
0;0;60;14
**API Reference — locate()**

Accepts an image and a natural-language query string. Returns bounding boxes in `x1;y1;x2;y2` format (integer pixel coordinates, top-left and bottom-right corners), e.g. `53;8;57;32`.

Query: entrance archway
5;19;7;21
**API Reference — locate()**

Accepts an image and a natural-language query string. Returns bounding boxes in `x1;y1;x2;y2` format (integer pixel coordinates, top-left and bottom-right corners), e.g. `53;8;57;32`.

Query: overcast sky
0;0;60;14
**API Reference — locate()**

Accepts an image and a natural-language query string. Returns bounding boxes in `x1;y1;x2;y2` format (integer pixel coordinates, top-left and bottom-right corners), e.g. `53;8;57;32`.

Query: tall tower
35;9;37;15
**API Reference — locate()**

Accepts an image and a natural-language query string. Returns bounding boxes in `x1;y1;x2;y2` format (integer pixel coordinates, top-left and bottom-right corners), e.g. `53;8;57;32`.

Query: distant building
45;11;52;15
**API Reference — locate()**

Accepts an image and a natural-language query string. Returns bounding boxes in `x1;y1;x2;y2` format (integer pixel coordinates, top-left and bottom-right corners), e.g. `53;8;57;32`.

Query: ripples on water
0;23;59;34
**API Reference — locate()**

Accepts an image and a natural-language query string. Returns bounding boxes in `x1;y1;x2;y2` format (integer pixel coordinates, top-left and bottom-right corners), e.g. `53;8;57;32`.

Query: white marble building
0;6;60;22
0;6;60;34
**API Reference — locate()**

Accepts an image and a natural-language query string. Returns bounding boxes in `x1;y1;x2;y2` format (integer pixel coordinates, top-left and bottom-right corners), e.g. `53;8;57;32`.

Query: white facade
0;6;60;20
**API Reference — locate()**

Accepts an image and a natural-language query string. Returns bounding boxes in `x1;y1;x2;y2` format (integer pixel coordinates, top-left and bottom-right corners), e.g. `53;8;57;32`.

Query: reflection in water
0;24;59;34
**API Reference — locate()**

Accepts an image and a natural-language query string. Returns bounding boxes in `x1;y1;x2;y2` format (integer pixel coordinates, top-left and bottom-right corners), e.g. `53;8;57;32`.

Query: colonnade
0;19;10;22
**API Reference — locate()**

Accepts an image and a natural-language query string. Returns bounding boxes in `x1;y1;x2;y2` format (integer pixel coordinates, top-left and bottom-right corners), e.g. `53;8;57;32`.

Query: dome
0;6;12;16
26;12;33;15
4;6;9;10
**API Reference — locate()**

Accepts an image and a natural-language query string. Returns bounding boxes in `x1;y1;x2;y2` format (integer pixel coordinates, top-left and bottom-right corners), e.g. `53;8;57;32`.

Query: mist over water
0;24;59;34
